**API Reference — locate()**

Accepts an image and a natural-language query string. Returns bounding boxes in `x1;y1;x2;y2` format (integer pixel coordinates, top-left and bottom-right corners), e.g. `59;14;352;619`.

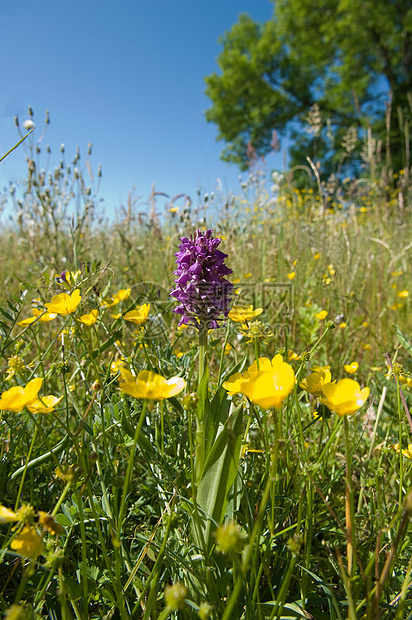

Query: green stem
72;492;89;613
254;336;260;369
397;377;404;507
198;324;208;390
196;324;208;482
52;481;72;516
0;128;34;163
344;416;356;577
11;434;70;480
117;400;148;538
14;425;38;510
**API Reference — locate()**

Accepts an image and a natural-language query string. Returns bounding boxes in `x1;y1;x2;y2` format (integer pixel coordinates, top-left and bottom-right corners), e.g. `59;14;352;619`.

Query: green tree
205;0;412;173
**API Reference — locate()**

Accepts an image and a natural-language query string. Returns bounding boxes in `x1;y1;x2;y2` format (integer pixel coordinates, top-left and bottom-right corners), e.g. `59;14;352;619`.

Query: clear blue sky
1;0;282;219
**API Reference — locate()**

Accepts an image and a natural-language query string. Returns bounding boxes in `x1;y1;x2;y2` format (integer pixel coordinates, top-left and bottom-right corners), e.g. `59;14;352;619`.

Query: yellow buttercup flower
224;355;294;410
391;443;412;459
344;362;359;374
0;378;43;413
45;290;81;316
398;290;409;298
300;369;332;398
18;308;57;326
241;355;295;410
0;506;19;523
287;272;296;280
119;368;185;401
315;310;328;320
10;525;43;559
0;504;34;524
78;309;99;326
123;303;150;325
223;358;276;397
320;378;369;416
26;395;63;414
228;305;263;322
223;372;246;396
113;288;131;302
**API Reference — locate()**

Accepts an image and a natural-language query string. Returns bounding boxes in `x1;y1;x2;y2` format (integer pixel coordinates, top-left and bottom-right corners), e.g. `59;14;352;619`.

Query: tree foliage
205;0;412;172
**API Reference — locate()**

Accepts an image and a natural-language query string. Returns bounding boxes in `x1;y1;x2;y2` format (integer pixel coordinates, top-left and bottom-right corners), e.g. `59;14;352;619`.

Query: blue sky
1;0;282;219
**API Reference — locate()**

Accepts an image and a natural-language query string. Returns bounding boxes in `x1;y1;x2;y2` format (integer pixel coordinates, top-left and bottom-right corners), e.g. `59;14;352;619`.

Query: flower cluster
170;229;233;330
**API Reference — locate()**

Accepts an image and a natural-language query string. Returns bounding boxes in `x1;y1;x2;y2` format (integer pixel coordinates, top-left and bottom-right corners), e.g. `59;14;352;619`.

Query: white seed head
22;120;35;131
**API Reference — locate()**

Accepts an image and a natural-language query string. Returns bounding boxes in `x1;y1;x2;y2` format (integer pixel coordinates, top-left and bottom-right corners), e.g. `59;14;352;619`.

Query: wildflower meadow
0;116;412;619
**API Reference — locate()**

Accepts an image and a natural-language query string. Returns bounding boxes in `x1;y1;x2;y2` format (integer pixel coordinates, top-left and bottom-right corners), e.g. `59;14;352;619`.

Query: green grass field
0;139;411;619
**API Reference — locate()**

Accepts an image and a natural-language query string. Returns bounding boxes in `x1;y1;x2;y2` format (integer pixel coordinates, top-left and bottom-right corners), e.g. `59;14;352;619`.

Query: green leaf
91;330;123;358
195;402;243;551
0;307;13;321
167;395;184;416
205;354;247;448
121;410;135;439
207;386;231;446
54;513;72;528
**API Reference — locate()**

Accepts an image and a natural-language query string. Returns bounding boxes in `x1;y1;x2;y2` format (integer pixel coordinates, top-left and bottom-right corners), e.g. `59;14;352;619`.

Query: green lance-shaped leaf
195;402;243;552
205;355;247;449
